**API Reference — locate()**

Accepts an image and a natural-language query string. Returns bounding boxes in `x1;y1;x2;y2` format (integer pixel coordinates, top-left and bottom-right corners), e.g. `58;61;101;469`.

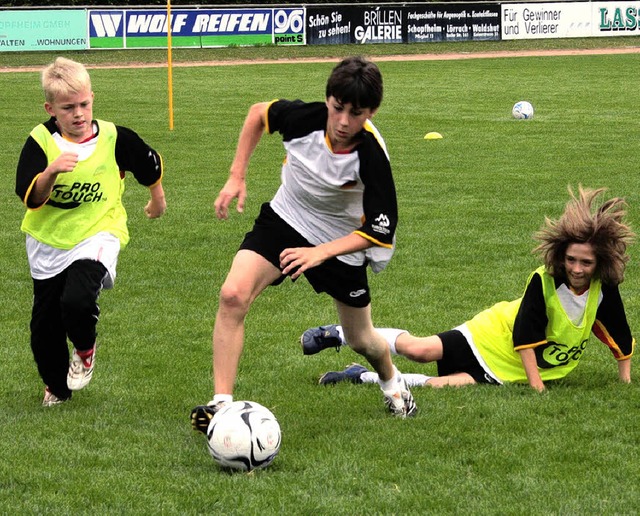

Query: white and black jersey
267;100;397;271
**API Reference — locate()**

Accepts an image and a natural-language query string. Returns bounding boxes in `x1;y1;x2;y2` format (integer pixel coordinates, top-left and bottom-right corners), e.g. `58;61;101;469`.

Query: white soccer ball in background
512;100;534;120
207;400;281;472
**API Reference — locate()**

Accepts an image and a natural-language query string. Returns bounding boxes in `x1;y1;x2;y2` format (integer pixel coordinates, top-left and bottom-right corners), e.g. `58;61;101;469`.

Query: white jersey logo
372;213;390;235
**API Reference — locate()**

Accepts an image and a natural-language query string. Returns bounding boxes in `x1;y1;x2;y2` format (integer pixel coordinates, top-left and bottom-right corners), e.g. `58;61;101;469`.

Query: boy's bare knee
218;283;250;314
347;340;368;354
344;333;385;358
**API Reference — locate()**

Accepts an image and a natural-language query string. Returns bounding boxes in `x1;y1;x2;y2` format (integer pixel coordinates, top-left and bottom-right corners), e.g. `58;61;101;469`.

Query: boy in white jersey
191;56;416;431
303;187;635;392
15;57;166;406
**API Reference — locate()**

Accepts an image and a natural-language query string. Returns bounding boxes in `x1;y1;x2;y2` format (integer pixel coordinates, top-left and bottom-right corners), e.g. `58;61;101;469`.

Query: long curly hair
533;186;635;285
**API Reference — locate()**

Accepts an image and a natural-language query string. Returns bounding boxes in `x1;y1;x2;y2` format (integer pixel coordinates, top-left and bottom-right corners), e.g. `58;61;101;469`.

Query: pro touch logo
48;182;105;209
535;340;587;368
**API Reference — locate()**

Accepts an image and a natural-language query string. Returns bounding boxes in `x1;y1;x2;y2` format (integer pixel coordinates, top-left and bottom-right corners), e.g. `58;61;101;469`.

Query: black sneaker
190;401;227;434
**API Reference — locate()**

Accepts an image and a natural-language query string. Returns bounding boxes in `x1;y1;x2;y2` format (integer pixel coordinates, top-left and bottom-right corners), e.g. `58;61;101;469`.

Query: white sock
378;366;402;391
211;394;233;406
360;371;379;384
403;374;433;387
376;328;408;355
362;372;432;387
335;325;346;345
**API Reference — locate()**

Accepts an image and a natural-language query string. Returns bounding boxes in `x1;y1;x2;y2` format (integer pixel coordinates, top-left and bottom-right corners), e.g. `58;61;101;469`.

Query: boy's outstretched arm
214;102;269;220
518;348;545;392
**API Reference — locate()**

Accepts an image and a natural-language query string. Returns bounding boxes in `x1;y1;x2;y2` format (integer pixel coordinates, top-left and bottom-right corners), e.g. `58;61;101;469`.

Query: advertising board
0;3;637;53
306;4;500;45
88;8;304;49
405;4;500;43
501;1;640;40
0;9;85;52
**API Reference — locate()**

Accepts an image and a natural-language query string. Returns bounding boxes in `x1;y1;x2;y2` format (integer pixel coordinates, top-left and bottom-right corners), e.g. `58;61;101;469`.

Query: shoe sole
318;372;340;385
43;390;69;407
43;399;66;407
300;325;341;355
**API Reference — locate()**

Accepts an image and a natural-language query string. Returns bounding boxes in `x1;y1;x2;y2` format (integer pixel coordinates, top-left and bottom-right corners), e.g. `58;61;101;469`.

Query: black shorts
239;203;371;308
437;329;500;385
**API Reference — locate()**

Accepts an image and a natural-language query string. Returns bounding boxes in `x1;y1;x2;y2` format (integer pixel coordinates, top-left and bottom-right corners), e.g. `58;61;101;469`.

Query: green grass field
2;40;640;513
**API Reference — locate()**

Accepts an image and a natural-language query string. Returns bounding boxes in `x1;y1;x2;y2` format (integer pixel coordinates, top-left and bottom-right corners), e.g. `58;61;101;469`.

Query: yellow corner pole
167;0;174;130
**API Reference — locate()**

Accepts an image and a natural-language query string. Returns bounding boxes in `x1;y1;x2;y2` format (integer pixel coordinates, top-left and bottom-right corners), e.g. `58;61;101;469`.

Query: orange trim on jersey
354;230;392;249
363;119;384;148
23;173;49;210
324;133;354;154
264;99;278;134
513;340;547;352
592;319;633;360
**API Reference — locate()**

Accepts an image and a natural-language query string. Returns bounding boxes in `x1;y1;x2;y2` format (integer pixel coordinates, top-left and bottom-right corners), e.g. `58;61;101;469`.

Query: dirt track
2;45;640;73
162;45;640;67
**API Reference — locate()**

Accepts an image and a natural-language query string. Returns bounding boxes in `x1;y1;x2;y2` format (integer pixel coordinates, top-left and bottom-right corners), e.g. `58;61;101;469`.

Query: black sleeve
357;137;397;247
592;283;634;358
512;273;548;349
267;100;327;139
15;136;48;205
114;125;163;187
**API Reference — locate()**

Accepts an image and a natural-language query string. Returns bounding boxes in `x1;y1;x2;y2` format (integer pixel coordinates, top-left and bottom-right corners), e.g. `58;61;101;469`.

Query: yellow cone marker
424;132;443;140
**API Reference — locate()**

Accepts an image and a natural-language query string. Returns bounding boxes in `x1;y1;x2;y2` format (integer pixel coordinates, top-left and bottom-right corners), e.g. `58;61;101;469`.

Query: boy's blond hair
41;57;91;104
534;185;635;285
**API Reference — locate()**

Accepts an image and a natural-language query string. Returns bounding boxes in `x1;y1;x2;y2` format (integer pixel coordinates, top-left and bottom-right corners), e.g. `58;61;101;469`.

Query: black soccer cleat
190;402;226;434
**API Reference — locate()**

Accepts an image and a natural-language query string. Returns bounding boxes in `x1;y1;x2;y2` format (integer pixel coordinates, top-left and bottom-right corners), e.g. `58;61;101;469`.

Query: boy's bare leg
335;302;417;417
191;250;281;433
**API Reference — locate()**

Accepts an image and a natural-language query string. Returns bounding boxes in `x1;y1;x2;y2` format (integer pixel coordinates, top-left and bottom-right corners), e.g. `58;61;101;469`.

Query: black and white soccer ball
512;100;534;119
206;400;281;472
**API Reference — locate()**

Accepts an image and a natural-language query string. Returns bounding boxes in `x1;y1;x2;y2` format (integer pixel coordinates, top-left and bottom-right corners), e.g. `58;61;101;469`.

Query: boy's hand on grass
144;198;166;219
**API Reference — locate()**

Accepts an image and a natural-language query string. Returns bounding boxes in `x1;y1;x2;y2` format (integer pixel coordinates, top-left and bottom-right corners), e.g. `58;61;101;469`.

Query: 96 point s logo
273;9;304;44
